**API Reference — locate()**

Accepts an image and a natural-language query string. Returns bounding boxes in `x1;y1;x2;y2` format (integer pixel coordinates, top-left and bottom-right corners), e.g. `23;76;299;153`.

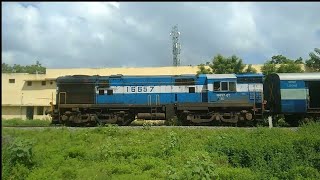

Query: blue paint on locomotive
94;74;264;106
96;75;206;105
236;73;264;103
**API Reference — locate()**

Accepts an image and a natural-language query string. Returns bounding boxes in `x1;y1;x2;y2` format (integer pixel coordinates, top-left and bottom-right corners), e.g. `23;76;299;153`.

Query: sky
2;2;320;68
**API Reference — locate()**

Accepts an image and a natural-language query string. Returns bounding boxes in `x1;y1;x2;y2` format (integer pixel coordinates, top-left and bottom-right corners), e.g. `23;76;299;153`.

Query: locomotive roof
205;74;236;79
276;73;320;80
236;73;264;77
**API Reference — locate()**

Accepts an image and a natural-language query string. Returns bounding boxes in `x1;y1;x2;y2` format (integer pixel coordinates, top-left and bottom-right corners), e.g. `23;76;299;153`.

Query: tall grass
2;122;320;179
2;118;51;127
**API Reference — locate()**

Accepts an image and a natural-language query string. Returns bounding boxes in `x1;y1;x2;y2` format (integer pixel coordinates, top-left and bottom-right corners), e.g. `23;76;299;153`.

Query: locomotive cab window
214;81;236;91
189;87;195;93
214;82;221;91
99;89;104;95
221;82;228;91
229;82;236;91
107;89;113;95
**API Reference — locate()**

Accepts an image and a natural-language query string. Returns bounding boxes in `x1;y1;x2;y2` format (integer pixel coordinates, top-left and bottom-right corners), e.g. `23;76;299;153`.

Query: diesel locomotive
48;73;320;126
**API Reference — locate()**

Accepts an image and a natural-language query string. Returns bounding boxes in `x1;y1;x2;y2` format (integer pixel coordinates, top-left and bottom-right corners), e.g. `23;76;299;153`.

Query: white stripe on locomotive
96;83;263;94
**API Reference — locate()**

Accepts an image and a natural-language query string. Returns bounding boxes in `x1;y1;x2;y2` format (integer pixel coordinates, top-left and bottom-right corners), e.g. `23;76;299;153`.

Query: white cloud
2;2;320;68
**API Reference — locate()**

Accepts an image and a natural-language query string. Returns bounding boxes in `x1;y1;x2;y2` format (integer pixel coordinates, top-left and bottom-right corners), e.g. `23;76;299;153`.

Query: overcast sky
2;2;320;68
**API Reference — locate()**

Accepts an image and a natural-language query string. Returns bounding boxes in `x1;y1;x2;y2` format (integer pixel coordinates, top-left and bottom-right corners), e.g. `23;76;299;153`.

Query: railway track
2;125;299;130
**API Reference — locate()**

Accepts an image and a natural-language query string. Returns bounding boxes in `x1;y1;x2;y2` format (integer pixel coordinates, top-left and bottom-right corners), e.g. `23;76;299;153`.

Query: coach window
189;87;195;93
99;89;105;95
214;82;220;91
107;89;113;95
221;82;228;91
229;82;236;91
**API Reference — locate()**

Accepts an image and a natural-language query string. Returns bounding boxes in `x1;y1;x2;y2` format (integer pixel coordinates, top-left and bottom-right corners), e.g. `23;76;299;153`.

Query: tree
295;57;304;64
277;61;304;73
270;55;291;64
2;63;13;72
245;64;257;73
305;48;320;72
261;55;304;75
260;62;277;75
197;54;246;74
197;63;212;74
1;61;46;74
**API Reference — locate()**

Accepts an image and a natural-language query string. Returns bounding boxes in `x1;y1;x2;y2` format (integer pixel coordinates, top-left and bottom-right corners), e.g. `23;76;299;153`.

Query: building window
214;82;220;91
50;81;53;85
9;79;15;83
99;89;105;95
27;81;32;86
107;89;113;95
37;106;44;115
42;81;46;86
189;87;195;93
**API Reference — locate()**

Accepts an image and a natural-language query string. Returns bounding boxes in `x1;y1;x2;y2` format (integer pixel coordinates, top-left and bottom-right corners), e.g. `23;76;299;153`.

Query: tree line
2;61;46;74
2;48;319;75
197;48;320;74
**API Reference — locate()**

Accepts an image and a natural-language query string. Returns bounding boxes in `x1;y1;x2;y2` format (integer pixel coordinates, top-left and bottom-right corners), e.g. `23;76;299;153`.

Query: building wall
2;73;56;105
2;73;56;120
1;106;51;120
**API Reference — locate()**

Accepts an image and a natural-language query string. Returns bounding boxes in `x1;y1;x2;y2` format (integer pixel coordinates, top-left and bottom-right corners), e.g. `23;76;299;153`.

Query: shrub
163;131;180;156
9;138;35;168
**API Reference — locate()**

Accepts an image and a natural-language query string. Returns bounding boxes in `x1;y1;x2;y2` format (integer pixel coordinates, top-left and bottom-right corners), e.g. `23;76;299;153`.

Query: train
47;73;320;126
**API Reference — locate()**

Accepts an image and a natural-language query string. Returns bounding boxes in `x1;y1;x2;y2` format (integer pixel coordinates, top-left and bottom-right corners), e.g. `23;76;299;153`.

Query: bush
163;131;180;156
9;138;35;168
2;122;320;179
2;137;35;179
205;124;320;179
2;118;51;127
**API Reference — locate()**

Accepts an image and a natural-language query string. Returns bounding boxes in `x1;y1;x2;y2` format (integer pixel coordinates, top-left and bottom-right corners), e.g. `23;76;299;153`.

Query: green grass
2;118;52;127
2;122;320;179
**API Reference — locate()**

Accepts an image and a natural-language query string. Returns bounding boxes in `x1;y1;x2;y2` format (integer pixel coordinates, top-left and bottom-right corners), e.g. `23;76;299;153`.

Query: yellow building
2;65;264;120
2;73;56;120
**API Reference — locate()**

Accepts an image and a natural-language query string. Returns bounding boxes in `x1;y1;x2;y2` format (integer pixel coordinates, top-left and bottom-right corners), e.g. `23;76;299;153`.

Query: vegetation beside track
2;122;320;179
2;118;52;127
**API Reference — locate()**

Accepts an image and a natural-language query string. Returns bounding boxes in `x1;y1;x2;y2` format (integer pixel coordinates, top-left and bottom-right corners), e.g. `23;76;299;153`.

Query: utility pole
170;25;181;66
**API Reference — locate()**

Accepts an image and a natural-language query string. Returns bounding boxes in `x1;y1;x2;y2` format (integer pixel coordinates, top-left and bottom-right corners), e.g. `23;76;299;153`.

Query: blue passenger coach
263;73;320;124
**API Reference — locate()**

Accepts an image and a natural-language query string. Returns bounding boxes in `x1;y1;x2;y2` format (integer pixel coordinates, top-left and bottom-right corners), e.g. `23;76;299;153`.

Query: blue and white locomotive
51;73;264;126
